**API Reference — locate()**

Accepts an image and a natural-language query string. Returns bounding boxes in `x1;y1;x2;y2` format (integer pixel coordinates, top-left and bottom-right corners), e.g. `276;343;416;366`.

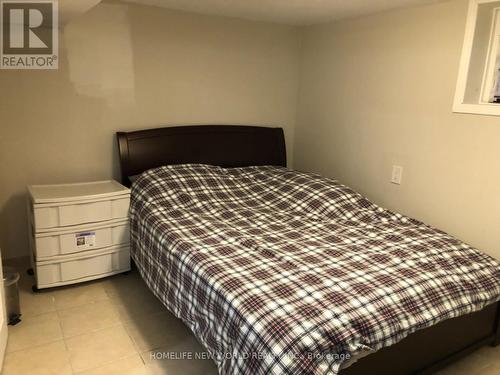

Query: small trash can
3;267;21;325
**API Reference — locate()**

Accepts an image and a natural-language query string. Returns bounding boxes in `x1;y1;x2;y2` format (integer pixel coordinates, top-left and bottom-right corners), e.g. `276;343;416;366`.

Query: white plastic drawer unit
36;246;130;288
34;219;130;259
27;180;132;289
29;181;130;230
32;198;130;229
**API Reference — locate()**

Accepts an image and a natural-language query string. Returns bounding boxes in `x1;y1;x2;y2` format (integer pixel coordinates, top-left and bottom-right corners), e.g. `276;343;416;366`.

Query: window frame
453;0;500;116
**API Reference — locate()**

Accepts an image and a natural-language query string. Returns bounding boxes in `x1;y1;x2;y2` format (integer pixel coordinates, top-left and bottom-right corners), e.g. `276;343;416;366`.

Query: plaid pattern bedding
130;164;500;375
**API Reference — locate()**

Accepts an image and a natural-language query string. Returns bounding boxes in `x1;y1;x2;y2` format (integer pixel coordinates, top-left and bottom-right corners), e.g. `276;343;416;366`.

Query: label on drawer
76;232;95;247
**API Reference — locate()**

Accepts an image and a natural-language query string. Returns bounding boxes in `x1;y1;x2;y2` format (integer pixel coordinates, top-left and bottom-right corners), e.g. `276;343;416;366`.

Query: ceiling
58;0;446;26
122;0;446;26
59;0;102;23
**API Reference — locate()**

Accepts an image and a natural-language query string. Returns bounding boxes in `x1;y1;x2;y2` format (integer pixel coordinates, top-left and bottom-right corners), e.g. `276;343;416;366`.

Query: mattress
129;164;500;375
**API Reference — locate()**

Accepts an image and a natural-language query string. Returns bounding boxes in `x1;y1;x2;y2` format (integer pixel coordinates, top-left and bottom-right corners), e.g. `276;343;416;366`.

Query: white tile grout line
71;353;146;375
8;271;168;371
59;318;127;340
4;337;64;355
58;319;77;375
63;324;140;374
61;322;124;341
54;298;117;317
123;321;147;361
5;318;63;354
18;295;162;332
6;307;159;354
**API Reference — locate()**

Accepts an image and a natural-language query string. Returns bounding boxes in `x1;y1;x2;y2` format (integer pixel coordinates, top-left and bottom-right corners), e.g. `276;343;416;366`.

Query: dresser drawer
33;196;130;230
36;246;130;288
35;220;129;259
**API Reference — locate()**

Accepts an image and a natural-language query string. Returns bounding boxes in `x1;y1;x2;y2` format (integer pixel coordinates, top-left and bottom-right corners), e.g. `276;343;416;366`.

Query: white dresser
27;180;131;290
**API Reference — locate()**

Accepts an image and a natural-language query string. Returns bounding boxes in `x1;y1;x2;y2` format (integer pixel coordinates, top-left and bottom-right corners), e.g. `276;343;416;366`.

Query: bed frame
117;125;286;186
116;124;499;374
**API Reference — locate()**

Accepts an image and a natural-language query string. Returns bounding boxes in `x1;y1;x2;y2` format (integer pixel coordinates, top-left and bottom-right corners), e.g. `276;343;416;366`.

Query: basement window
481;7;500;103
454;0;500;115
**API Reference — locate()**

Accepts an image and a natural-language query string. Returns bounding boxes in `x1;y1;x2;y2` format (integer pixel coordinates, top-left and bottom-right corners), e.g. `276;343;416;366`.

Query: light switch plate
391;165;403;185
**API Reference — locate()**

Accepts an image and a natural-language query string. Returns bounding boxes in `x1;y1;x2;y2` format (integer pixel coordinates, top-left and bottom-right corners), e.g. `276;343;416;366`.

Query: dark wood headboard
116;125;286;186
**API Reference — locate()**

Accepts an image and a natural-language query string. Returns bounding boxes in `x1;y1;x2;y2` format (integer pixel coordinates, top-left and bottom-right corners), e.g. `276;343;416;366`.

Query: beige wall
3;0;499;262
0;3;300;259
295;0;500;260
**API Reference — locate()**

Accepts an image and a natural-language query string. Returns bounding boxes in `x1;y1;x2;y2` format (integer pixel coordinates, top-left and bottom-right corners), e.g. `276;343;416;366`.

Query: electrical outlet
391;165;403;185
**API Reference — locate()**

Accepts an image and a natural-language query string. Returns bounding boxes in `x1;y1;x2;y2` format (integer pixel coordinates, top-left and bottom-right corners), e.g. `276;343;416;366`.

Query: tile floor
2;258;217;375
2;258;499;374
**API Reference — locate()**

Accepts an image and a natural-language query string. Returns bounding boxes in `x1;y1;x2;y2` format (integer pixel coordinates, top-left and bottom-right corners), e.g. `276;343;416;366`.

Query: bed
117;125;500;374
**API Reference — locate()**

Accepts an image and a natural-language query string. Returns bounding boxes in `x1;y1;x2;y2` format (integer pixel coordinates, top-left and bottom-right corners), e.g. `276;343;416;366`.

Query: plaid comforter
130;164;500;375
